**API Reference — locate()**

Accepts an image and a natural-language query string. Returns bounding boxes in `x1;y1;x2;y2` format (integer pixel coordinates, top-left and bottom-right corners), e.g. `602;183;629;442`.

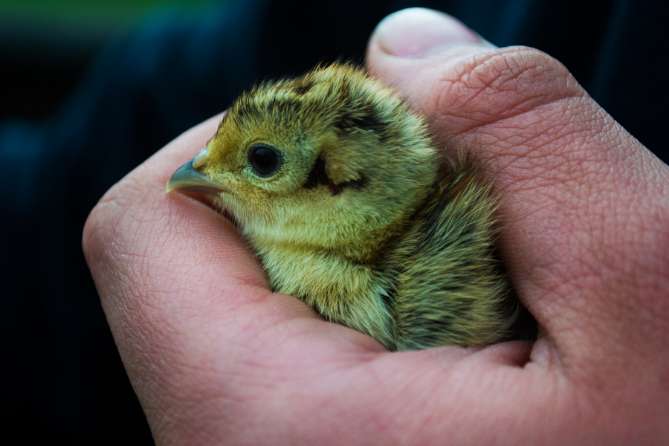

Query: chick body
169;64;517;350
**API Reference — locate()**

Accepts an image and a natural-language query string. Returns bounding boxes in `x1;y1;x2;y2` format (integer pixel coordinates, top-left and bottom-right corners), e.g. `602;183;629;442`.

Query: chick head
168;64;438;260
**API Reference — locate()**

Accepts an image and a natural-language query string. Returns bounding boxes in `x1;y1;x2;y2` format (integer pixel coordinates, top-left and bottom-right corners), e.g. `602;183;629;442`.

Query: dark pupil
249;145;281;177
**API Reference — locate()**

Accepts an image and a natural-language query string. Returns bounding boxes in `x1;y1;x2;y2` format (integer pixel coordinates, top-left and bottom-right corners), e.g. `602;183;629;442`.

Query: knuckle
430;46;583;133
426;48;616;195
81;175;148;280
82;187;125;268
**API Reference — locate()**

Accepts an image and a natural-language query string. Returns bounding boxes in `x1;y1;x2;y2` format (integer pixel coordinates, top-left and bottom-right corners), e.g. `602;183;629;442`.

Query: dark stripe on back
335;102;388;137
293;79;314;95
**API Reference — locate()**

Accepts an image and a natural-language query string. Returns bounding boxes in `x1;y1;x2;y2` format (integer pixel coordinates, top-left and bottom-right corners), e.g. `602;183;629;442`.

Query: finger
82;115;382;430
367;9;669;373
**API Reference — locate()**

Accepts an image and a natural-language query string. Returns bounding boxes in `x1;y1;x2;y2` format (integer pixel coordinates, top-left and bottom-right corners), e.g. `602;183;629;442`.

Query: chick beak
166;158;223;195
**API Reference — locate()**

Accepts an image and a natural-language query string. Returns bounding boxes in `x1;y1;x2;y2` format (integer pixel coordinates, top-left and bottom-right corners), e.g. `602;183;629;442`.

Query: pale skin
83;8;669;446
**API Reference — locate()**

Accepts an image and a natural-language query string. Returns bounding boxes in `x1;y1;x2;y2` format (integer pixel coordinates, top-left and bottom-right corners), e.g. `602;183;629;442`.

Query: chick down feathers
168;63;520;350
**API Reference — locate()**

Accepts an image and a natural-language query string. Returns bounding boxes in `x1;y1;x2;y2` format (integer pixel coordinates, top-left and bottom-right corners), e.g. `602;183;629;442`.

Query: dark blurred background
2;0;212;120
2;0;668;443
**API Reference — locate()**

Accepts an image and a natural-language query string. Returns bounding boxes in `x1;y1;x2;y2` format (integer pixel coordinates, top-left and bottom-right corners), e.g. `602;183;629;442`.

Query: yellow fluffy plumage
167;63;523;350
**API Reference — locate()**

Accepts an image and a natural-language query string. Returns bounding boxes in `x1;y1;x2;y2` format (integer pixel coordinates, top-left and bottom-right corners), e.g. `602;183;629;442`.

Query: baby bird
167;64;519;350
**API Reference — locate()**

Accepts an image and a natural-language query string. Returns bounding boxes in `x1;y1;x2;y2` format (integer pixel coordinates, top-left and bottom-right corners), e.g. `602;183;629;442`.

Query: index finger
82;115;329;413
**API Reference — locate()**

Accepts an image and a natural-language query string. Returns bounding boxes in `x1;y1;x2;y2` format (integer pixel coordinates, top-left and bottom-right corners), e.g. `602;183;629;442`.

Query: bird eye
247;144;283;178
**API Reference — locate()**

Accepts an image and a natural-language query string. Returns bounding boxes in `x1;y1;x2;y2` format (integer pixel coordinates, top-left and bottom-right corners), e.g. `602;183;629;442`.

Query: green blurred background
0;0;215;119
0;0;213;26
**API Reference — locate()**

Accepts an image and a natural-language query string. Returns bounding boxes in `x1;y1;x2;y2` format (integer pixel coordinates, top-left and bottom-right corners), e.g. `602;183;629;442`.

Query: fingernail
375;8;487;58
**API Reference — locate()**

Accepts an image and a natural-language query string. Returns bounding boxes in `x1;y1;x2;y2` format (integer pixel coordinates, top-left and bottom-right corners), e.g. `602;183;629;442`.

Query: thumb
368;8;494;85
367;8;578;140
366;8;669;377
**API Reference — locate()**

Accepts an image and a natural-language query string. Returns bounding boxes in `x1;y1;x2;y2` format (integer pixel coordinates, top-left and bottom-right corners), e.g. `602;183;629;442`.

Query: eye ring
247;144;283;178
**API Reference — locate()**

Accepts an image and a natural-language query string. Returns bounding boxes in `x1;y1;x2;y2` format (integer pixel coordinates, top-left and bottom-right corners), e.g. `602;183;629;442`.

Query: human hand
83;8;669;445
